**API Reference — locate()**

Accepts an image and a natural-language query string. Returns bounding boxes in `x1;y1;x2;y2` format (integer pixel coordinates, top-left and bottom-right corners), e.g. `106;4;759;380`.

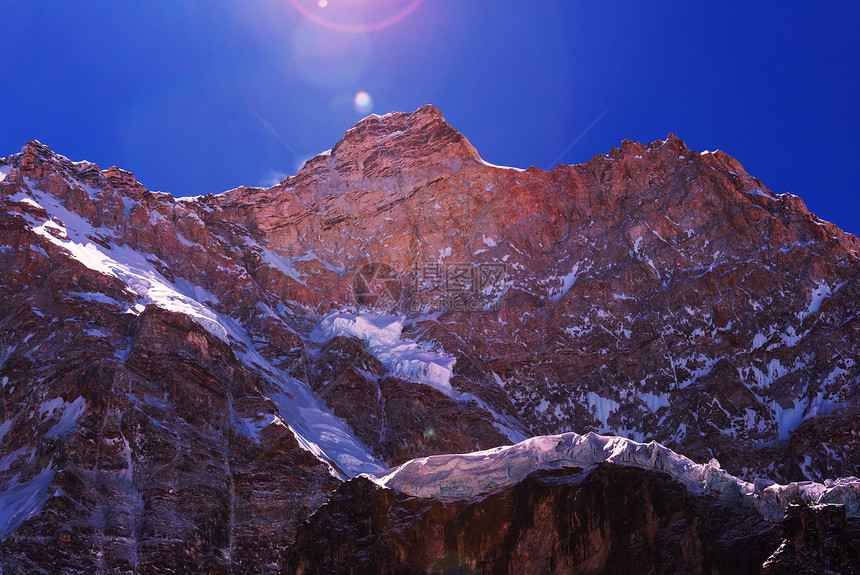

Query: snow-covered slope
6;178;383;480
314;313;456;395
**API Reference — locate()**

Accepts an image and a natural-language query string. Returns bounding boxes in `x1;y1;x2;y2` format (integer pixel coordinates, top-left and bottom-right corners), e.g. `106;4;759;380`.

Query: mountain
0;105;858;573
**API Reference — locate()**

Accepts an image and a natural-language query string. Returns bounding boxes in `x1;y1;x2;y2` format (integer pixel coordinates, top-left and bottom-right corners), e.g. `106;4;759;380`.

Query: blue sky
2;1;859;232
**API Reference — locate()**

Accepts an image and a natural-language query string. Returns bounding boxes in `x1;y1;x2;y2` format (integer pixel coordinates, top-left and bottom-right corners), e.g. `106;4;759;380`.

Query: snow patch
313;313;526;444
39;396;86;439
476;158;525;172
677;355;719;389
233;412;287;443
0;419;11;443
120;196;136;217
68;291;124;307
17;187;229;341
586;392;619;432
745;188;773;199
0;466;56;539
291;250;345;275
534;399;551;414
211;311;385;479
549;262;580;301
638;391;670;412
768;399;807;440
767;366;847;439
174;195;202;203
16;196;43;211
780;326;807;347
248;238;307;285
798;281;841;320
780;240;815;254
315;313;455;396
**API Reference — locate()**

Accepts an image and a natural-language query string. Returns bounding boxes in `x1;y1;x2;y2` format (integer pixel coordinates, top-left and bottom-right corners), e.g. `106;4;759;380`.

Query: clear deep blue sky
2;1;859;233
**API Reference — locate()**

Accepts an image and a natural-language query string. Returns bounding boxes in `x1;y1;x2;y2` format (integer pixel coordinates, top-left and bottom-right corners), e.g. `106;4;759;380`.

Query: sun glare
288;0;424;33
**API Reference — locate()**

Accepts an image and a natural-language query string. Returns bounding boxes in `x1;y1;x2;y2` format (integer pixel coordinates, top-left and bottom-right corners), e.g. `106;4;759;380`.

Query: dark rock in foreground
286;464;787;575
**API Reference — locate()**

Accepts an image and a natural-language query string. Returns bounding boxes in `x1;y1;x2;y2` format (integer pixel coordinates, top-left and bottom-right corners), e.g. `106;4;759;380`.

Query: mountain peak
22;139;54;156
352;103;447;130
297;105;480;183
18;140;59;174
13;140;102;176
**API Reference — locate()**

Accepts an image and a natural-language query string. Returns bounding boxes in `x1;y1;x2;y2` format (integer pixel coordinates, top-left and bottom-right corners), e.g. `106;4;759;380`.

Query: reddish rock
762;502;860;574
2;106;860;573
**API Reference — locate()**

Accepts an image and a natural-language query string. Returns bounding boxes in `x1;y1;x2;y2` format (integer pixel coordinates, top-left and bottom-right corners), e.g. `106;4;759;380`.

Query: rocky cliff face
1;105;859;573
285;465;784;575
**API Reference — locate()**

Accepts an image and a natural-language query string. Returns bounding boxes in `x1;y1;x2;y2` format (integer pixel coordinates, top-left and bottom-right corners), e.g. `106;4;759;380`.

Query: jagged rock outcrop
1;105;859;573
762;502;860;574
284;465;782;574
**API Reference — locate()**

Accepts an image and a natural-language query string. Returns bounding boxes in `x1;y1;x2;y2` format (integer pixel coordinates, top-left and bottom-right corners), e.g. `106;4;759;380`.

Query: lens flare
288;0;424;33
353;91;373;113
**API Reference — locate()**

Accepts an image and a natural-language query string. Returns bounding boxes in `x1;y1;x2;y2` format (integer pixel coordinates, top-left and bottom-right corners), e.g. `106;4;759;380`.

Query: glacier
370;431;860;521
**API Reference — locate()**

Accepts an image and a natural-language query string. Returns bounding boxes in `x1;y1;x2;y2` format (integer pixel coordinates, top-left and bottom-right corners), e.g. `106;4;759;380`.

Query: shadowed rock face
0;305;339;574
313;336;510;466
762;502;860;575
1;105;860;573
284;464;784;575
